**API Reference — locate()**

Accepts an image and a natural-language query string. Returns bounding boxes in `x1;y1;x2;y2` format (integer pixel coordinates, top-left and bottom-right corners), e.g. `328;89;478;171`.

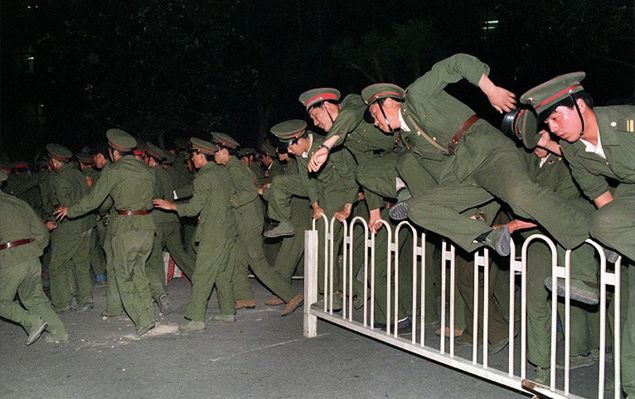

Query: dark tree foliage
1;0;633;161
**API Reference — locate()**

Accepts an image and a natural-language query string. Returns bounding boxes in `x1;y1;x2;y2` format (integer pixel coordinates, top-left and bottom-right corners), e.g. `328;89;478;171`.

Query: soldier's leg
0;260;40;333
350;200;370;300
185;241;227;322
525;238;554;370
89;225;106;278
244;225;297;302
163;222;195;279
110;231;155;329
146;227;167;303
355;151;400;201
408;184;494;252
48;235;77;311
94;219;108;283
470;147;589;250
214;241;237;317
268;174;306;224
589;184;635;261
70;230;94;307
397;152;439;198
103;230;124;315
231;233;255;303
17;258;67;337
621;264;635;397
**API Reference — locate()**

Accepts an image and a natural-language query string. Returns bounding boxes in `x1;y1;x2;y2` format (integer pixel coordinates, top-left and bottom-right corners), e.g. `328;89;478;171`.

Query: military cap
299;88;341;110
75;152;94;164
13;161;30;170
106;128;137;152
520;72;586;120
190;137;218;155
270;119;307;141
260;141;277;157
210;132;240;149
46;143;73;162
0;169;7;182
237;147;255;158
361;83;405;105
146;142;166;161
501;107;540;149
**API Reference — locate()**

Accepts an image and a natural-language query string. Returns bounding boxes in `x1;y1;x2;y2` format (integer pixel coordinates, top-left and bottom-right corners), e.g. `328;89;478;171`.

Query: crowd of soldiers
1;53;633;396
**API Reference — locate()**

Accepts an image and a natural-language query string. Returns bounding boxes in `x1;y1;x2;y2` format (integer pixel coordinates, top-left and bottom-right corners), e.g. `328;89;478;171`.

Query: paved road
1;276;602;398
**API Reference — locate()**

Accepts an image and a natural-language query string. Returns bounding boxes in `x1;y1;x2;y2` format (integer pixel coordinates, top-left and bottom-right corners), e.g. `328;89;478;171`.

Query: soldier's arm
408;53;490;97
228;165;259;208
563;147;611;204
52;175;74;207
325;95;365;146
66;167;114;218
174;173;210;217
297;158;320;205
329;149;360;205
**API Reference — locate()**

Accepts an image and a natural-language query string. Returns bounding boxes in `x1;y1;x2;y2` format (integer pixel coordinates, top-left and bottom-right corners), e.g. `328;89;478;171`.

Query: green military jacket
165;164;191;192
296;133;358;206
152;166;179;225
50;163;94;235
561;105;635;201
327;94;396;156
400;54;494;159
0;190;49;268
225;156;263;232
67;155;155;235
176;162;235;244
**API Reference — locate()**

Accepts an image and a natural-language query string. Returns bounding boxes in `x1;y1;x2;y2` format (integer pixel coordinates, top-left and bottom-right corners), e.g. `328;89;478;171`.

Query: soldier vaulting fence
303;215;623;399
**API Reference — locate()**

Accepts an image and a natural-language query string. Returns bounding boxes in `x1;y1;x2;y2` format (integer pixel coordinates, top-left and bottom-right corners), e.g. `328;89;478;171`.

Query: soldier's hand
479;74;516;113
53;206;68;221
502;219;537;234
334;203;352;222
45;221;58;231
308;147;329;172
311;203;325;220
153;198;176;211
368;208;383;233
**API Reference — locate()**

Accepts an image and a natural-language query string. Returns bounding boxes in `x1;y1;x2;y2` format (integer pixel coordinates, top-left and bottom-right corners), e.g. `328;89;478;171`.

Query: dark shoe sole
26;321;48;346
545;277;599;305
389;201;409;221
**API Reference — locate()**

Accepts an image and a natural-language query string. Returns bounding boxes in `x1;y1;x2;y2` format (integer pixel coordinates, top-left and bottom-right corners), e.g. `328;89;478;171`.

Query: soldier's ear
575;98;588;113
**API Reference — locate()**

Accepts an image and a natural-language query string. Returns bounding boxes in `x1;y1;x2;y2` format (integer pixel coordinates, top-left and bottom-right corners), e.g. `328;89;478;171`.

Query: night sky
1;0;633;162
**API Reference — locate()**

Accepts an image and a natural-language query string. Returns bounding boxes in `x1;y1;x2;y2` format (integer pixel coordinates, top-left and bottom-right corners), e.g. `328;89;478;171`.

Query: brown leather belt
448;114;480;155
0;238;34;251
116;209;152;216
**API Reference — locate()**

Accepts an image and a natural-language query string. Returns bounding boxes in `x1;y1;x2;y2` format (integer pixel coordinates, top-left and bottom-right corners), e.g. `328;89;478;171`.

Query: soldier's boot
212;314;235;323
435;326;465;338
264;296;284;306
281;293;304;317
389;188;412;221
544;277;599;305
375;316;412;335
178;321;206;332
263;221;295;239
474;225;511;257
158;294;172;315
311;292;343;312
77;302;94;312
26;319;48;346
235;299;256;310
43;332;70;344
136;321;155;337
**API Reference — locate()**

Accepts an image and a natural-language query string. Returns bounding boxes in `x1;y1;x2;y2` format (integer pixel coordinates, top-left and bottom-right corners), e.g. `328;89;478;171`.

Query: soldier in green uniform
518;72;635;396
0;169;69;345
260;143;312;306
144;142;196;311
46;144;95;312
76;151;107;285
54;129;156;336
359;53;591;274
267;120;359;308
210;132;304;316
153;138;236;331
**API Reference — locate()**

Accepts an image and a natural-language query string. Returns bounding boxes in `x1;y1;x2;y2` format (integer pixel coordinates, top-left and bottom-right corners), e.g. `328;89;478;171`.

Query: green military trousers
89;222;106;277
0;257;67;337
589;184;635;261
272;196;311;283
407;125;590;253
110;230;155;330
48;228;93;310
102;225;124;315
186;238;235;321
232;223;299;303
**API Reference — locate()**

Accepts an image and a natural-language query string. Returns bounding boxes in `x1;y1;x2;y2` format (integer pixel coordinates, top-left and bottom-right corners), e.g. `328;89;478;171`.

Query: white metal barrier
303;216;623;399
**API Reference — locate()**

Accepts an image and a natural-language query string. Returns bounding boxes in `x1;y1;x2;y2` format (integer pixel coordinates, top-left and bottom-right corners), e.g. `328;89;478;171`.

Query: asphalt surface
1;276;604;399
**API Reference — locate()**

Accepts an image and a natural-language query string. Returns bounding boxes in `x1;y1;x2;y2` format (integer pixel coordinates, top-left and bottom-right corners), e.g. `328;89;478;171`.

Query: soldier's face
546;104;584;143
94;153;107;169
369;103;393;133
308;105;334;132
287;138;308;156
